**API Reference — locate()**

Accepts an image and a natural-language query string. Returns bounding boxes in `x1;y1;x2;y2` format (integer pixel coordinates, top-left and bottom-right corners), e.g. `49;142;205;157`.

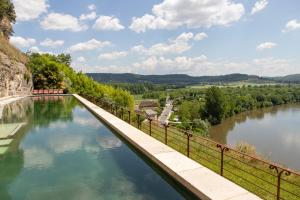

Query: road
158;98;173;125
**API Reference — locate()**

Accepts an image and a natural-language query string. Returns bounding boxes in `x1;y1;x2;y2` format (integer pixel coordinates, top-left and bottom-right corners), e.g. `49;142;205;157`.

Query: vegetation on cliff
0;0;16;38
27;53;134;108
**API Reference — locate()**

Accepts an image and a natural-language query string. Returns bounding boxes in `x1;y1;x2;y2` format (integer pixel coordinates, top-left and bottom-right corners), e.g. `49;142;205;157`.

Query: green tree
0;0;16;37
204;87;227;125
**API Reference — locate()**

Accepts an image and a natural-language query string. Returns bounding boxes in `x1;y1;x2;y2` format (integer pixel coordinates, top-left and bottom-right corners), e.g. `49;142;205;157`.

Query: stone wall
0;51;32;97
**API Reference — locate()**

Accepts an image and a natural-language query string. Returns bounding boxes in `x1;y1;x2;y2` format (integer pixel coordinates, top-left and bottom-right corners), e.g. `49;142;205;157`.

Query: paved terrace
74;94;261;200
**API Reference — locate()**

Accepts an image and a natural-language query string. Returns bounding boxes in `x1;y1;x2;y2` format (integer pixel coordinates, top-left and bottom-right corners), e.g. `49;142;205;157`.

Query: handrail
83;95;300;200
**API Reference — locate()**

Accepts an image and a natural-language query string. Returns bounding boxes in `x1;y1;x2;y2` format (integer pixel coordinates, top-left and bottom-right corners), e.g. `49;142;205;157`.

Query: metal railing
83;95;300;200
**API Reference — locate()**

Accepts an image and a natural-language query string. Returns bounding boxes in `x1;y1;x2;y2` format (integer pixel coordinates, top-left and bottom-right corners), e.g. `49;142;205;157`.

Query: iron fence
83;95;300;200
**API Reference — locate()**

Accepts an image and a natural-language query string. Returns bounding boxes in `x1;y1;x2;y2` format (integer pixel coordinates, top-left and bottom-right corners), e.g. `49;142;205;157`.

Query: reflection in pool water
0;96;195;200
209;103;300;171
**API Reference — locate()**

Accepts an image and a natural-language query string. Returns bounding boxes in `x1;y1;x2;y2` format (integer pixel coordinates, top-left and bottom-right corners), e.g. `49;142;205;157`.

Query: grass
136;120;300;200
0;35;28;64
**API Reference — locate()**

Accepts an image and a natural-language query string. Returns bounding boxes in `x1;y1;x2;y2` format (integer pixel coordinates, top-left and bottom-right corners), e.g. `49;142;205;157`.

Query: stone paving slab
74;94;261;200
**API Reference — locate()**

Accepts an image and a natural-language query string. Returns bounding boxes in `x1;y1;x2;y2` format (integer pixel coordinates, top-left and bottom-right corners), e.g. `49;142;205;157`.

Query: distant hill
87;73;271;86
270;74;300;83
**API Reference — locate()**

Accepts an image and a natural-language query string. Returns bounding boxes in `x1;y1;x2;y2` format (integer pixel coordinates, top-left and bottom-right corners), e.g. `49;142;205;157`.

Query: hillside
0;35;32;97
87;73;270;86
270;74;300;83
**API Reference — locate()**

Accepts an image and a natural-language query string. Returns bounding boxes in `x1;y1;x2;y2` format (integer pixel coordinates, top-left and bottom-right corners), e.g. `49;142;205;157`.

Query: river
209;103;300;172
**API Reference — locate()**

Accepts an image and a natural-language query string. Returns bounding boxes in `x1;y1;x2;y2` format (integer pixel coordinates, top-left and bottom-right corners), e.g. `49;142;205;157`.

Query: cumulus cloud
129;0;245;32
194;32;208;41
40;38;64;48
80;12;97;21
251;0;268;15
12;0;48;21
98;51;128;60
41;13;88;32
131;42;191;56
10;36;36;48
24;147;53;169
76;56;86;63
29;46;54;54
175;32;194;42
88;4;96;11
256;42;277;51
68;39;111;53
282;19;300;33
131;32;206;56
93;16;125;31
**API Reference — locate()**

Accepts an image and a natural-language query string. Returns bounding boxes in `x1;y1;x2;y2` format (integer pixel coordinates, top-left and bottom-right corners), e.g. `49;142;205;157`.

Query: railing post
110;103;113;113
115;106;118;116
216;144;229;176
164;124;168;145
137;114;140;129
128;110;131;124
184;131;193;157
121;108;124;120
269;165;291;200
149;118;152;136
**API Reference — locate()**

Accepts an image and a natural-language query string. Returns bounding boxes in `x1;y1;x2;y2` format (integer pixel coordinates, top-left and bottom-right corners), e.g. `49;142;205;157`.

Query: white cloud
12;0;48;21
131;32;198;56
40;38;64;48
256;42;277;51
98;51;128;60
10;36;36;48
131;42;191;56
88;4;96;11
80;11;97;21
41;13;88;32
76;56;86;63
29;46;54;54
24;147;53;169
129;0;245;32
194;32;208;41
93;16;125;31
282;19;300;33
68;39;111;53
175;32;194;42
251;0;268;15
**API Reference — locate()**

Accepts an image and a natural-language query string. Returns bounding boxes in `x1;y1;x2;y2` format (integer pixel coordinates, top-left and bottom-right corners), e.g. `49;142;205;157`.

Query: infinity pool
0;96;196;200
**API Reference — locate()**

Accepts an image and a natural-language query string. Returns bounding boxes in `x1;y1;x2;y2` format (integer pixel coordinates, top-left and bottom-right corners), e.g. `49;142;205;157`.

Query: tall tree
204;87;227;125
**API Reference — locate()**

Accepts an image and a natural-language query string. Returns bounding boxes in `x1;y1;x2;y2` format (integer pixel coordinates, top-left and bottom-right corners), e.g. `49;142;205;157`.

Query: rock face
0;51;32;97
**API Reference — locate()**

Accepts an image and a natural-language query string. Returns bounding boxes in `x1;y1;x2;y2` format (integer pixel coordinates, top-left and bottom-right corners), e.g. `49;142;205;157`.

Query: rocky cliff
0;36;32;97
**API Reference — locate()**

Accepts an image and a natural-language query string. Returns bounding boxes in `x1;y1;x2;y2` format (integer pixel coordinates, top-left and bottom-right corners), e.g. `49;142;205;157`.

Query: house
139;100;158;110
145;109;157;120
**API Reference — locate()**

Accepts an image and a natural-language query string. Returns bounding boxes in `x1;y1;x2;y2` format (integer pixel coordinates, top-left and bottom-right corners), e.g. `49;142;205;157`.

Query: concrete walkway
74;94;261;200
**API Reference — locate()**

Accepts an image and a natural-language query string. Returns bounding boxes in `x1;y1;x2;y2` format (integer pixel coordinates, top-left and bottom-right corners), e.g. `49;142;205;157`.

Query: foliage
108;82;181;95
235;142;258;157
27;53;134;109
170;84;300;125
0;0;15;22
0;0;16;37
204;87;227;125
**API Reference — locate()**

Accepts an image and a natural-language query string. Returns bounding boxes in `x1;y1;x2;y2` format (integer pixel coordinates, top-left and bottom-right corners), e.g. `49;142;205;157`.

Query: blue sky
9;0;300;76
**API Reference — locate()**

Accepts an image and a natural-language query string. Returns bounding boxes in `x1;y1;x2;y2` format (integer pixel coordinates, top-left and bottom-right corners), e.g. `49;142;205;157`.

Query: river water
209;104;300;172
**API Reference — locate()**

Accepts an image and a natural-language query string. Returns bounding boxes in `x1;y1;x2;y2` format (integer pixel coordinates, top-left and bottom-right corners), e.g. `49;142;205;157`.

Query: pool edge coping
73;94;262;200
